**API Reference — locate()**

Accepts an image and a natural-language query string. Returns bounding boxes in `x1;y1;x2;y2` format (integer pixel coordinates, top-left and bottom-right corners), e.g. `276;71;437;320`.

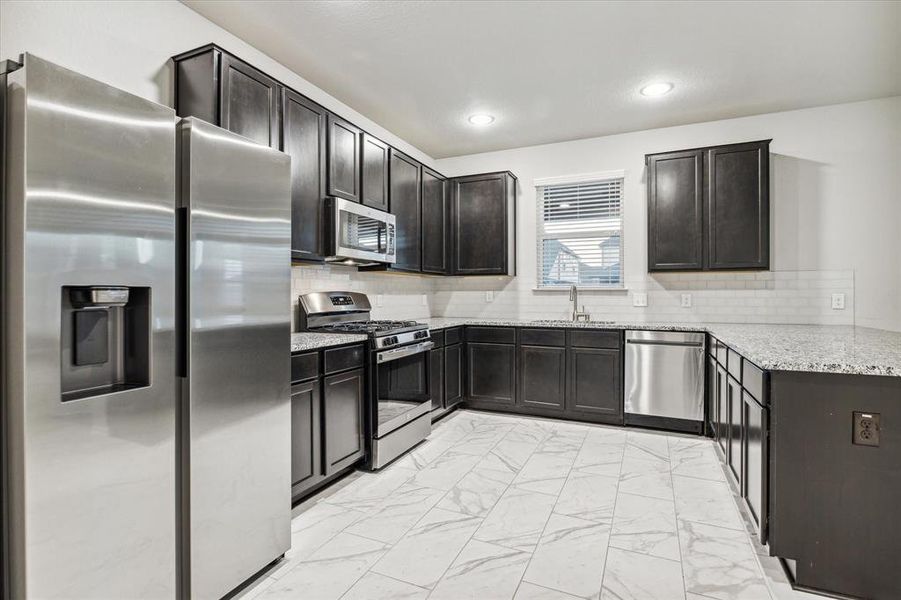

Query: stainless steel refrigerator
2;54;291;599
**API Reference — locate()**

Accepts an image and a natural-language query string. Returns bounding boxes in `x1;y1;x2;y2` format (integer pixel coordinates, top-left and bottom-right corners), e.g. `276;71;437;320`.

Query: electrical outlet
831;293;845;310
420;294;427;306
376;294;384;307
681;293;692;308
853;411;880;447
633;292;648;307
486;291;494;303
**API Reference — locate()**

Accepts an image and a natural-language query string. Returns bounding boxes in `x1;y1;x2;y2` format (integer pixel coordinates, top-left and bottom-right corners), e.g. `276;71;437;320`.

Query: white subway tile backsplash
289;265;854;328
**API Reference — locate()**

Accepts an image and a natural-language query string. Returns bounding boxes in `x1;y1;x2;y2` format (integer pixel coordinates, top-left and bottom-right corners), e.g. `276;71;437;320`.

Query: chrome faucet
569;285;591;322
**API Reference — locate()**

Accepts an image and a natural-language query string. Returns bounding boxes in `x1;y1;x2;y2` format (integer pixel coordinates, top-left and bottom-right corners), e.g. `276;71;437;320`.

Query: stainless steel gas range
298;292;433;469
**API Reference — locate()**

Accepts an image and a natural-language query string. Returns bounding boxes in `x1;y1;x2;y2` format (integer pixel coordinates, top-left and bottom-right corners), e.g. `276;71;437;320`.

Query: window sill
532;286;629;293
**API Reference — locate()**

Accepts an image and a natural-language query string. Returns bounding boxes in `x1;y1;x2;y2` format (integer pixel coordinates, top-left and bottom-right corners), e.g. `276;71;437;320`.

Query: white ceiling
184;0;901;159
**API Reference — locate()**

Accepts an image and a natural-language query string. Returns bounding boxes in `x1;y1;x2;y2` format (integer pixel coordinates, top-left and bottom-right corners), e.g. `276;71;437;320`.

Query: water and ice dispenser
60;286;151;402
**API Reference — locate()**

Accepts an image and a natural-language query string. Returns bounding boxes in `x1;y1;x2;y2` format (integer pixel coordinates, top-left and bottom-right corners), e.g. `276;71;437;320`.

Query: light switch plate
831;293;845;310
681;293;692;308
420;294;427;306
633;292;648;307
486;291;494;303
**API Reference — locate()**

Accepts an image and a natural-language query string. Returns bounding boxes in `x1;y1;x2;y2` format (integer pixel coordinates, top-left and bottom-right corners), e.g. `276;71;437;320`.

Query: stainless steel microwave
325;197;396;266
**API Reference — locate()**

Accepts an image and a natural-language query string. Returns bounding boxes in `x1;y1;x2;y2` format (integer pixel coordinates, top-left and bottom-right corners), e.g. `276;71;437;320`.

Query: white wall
0;0;435;167
435;98;901;331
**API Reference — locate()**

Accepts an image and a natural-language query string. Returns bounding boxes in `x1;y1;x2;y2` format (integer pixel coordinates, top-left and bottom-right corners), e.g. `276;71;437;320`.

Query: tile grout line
515;425;596;600
356;415;521;598
423;419;545;598
596;433;637;597
668;434;691;600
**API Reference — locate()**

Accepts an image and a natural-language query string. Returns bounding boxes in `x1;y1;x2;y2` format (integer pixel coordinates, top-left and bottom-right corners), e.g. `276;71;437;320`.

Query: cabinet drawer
466;326;515;344
444;327;462;345
291;352;319;383
430;330;445;348
708;336;720;358
728;349;742;381
323;344;365;375
519;328;566;347
743;360;766;403
568;330;621;349
716;339;728;365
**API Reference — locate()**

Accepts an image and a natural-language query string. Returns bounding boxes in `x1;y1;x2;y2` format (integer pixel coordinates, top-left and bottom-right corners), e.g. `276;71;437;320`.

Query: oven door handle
376;341;435;363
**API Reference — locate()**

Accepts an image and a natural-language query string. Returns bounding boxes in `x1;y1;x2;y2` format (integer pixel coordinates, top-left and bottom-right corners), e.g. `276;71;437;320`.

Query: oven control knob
415;331;427;339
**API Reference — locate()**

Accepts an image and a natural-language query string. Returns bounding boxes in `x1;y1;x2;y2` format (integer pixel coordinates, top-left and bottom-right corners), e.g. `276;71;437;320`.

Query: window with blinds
536;176;624;288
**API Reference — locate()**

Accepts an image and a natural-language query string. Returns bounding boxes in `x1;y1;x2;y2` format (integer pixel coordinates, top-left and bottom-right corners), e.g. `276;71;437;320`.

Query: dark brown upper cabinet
282;89;327;261
706;141;770;269
327;114;362;202
173;44;281;149
647;139;770;272
389;149;422;272
421;166;449;275
647;149;704;271
360;133;389;211
449;171;517;276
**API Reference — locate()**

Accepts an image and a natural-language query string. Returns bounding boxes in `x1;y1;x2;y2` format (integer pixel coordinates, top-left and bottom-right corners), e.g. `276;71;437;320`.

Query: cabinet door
360;133;389;211
743;391;767;541
716;364;729;455
518;345;566;412
429;347;445;411
444;343;463;409
451;172;515;275
282;89;327;260
291;379;323;494
327;114;361;202
219;53;280;148
707;141;769;270
728;376;743;486
389;149;422;272
647;150;704;270
707;355;718;437
467;342;515;405
566;347;623;424
421;166;449;274
322;368;365;475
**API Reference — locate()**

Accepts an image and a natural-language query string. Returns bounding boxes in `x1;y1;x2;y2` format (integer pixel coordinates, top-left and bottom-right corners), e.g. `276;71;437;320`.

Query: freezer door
178;117;292;599
4;54;177;599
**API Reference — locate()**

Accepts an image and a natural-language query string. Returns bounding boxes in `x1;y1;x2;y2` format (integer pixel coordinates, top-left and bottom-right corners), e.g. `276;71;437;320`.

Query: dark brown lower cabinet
518;345;565;412
444;343;463;409
462;327;622;425
467;342;516;405
707;355;718;436
728;376;743;485
566;347;622;424
716;363;729;455
743;391;767;541
429;347;445;411
290;379;323;497
323;368;365;475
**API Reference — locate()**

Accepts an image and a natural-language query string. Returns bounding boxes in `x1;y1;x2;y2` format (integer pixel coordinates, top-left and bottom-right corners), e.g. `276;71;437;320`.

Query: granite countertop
422;318;901;377
291;332;367;352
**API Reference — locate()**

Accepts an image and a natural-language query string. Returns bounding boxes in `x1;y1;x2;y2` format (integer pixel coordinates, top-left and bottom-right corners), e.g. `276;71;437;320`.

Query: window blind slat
537;177;624;288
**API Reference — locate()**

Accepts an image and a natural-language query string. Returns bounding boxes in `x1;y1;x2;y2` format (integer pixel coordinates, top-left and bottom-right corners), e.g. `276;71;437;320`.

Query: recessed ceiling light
640;82;674;97
468;114;495;126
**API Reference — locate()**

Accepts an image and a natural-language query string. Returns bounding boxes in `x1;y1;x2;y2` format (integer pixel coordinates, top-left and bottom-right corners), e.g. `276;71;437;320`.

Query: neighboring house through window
536;171;624;289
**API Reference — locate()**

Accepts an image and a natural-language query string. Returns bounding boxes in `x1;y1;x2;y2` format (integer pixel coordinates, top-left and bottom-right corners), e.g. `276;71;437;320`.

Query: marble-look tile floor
236;410;823;600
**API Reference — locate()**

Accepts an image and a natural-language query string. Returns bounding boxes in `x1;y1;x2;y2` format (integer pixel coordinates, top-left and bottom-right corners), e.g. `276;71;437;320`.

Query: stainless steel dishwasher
624;330;706;433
